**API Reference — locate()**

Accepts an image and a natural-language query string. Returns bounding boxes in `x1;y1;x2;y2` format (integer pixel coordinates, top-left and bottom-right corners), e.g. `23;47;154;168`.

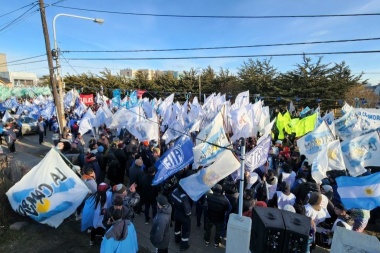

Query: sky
1;0;380;85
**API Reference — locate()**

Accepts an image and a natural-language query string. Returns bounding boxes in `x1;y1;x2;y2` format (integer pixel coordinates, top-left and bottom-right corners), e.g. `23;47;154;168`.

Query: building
0;53;39;87
0;53;8;72
0;71;38;87
120;68;179;80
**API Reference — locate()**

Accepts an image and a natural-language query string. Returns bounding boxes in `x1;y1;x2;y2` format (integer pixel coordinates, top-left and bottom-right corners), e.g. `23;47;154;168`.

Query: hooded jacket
150;204;172;249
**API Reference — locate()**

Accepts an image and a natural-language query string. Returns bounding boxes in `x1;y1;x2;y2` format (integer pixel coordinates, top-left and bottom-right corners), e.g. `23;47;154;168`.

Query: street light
52;13;104;131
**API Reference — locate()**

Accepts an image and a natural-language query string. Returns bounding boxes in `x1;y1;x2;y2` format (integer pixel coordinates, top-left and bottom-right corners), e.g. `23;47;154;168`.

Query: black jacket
205;192;230;222
140;174;161;204
150;204;172;249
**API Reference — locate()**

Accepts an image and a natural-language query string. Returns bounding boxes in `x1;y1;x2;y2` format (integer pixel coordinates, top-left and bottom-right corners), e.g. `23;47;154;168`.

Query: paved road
3;130;329;253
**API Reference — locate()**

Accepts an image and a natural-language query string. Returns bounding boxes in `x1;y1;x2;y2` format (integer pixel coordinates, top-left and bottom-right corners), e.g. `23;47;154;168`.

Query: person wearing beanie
150;195;172;253
203;184;230;248
102;195;130;230
171;183;192;251
112;183;140;222
100;208;139;253
269;181;296;210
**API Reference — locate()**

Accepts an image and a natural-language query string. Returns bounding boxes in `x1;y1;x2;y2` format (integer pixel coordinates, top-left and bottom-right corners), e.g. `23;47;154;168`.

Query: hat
283;204;296;213
97;146;104;153
113;195;124;206
308;192;322;206
321;185;333;193
118;143;124;149
156;195;169;206
142;140;149;147
113;184;127;194
275;140;282;145
97;183;108;192
135;158;143;167
213;184;223;193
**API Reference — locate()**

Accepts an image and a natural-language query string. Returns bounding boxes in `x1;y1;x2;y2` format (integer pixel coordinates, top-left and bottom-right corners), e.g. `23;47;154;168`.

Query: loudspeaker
282;210;310;253
250;207;285;253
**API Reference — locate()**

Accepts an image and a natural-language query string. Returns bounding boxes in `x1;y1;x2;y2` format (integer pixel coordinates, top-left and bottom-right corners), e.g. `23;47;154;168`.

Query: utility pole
38;0;64;134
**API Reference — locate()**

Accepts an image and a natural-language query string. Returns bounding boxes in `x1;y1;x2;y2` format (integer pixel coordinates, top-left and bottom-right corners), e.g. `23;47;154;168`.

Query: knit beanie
113;184;127;194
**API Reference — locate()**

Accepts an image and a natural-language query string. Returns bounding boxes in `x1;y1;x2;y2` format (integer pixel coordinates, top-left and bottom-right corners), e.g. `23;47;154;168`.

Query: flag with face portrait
6;148;89;228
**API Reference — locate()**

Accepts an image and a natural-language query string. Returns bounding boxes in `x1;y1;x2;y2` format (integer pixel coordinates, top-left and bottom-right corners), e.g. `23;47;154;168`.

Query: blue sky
1;0;380;85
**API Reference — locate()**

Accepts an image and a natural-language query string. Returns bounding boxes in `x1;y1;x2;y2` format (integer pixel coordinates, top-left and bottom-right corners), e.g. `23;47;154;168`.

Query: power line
0;2;37;18
5;59;47;66
0;3;39;33
62;37;380;53
52;4;380;19
64;50;380;61
0;54;46;66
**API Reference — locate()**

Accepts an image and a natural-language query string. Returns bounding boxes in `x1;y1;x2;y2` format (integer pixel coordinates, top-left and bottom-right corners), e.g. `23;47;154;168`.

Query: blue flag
153;136;194;185
127;90;138;109
337;172;380;210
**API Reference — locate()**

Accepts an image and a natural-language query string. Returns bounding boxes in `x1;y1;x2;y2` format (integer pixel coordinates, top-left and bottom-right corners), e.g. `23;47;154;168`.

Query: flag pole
237;137;246;219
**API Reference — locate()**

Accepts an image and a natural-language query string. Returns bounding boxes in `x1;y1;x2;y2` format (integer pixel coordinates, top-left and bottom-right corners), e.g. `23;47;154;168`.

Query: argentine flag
336;172;380;210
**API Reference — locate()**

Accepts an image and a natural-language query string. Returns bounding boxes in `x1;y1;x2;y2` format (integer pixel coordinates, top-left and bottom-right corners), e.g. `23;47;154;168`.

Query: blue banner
153;135;194;185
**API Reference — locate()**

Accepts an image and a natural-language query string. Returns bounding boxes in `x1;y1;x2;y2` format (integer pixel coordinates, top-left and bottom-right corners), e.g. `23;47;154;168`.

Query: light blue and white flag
128;118;159;142
180;149;240;201
6;148;89;228
153;136;194;185
162;118;185;144
74;101;87;118
193;112;230;168
2;110;12;122
336;172;380;210
341;102;353;115
334;110;360;141
297;120;335;163
245;136;272;172
341;131;380;177
311;140;346;185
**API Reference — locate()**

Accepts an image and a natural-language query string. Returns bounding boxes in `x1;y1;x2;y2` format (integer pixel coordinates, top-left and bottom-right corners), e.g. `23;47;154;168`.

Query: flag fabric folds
6;148;89;228
311;140;346;184
341;131;380;177
193;112;230;169
180;149;241;201
296;120;335;163
245;136;272;172
336;172;380;210
153;136;194;185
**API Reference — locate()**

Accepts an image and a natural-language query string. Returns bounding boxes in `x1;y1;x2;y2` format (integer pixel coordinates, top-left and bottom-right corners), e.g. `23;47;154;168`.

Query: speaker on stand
281;210;310;253
250;207;285;253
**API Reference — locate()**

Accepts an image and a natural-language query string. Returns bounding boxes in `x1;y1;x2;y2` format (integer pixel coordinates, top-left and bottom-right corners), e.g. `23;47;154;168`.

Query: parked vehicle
19;116;38;135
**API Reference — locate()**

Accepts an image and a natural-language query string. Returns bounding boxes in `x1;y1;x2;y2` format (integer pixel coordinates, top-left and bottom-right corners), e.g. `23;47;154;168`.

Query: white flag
311;140;346;184
6;148;89;228
297;121;335;163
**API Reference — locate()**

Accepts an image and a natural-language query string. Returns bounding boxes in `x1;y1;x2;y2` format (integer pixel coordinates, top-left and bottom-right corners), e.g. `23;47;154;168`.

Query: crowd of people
49;112;375;253
1;102;377;253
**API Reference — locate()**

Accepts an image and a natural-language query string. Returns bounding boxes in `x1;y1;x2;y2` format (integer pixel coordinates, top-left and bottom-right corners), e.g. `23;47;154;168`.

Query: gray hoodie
150;204;172;249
